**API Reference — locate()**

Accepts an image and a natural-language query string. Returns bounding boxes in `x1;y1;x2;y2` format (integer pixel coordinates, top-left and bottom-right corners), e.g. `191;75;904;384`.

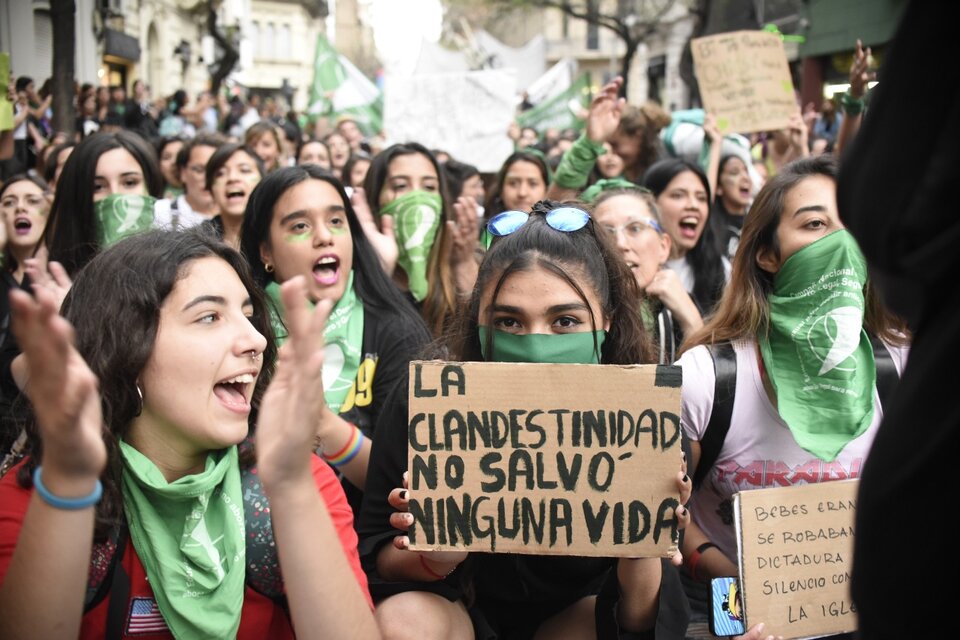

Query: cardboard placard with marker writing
735;479;859;639
406;361;683;557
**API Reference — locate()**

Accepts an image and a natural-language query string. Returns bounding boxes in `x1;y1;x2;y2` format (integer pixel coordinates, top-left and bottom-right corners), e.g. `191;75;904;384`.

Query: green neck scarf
758;230;876;461
94;193;157;247
379;190;442;302
265;270;364;413
479;327;606;364
119;442;245;640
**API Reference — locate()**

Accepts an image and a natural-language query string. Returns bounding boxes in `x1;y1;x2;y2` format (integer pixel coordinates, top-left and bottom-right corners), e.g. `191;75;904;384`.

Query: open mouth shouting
213;370;257;415
313;254;341;286
13;216;33;236
678;216;701;240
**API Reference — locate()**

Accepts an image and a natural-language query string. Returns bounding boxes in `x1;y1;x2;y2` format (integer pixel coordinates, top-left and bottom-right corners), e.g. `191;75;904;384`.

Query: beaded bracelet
323;425;364;467
32;466;103;510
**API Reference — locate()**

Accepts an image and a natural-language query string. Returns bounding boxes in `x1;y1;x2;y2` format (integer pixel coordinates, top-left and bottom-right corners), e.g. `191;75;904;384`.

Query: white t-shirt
678;338;909;564
153;194;211;230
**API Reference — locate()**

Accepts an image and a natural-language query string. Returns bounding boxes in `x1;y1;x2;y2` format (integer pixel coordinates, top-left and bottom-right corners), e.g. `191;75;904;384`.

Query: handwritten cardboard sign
736;479;859;639
0;53;13;131
691;30;796;134
406;360;683;557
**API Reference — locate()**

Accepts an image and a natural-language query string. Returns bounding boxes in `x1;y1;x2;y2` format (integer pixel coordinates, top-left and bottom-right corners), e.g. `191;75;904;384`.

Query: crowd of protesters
0;6;944;637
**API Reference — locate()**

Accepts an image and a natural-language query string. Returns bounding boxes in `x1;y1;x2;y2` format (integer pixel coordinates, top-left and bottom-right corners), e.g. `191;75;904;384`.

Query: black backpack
83;441;287;638
691;336;900;489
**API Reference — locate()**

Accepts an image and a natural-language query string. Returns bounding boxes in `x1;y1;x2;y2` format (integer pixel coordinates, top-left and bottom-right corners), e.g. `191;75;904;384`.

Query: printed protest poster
407;361;683;557
735;479;859;639
383;69;516;173
691;30;796;135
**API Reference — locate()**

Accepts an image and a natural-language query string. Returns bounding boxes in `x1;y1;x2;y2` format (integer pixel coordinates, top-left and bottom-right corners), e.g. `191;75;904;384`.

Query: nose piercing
248;350;261;362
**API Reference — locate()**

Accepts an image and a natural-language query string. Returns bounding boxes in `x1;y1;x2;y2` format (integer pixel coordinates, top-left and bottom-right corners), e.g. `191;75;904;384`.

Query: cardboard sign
383;69;516;173
691;30;796;134
406;361;683;557
735;479;859;639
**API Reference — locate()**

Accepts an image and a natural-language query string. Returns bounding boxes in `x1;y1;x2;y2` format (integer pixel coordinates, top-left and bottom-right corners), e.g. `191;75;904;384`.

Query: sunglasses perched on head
486;207;591;237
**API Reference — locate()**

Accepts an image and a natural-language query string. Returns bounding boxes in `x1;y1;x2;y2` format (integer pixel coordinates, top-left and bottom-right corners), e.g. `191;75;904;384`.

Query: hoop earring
135;383;143;417
264;263;274;273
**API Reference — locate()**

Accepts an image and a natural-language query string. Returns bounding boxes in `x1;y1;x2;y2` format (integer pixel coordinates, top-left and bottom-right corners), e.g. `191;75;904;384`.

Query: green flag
308;34;382;137
517;72;591;133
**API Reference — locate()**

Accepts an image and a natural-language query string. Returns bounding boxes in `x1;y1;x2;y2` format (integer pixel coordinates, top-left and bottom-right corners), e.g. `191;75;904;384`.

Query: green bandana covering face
479;326;606;364
119;442;245;640
379;190;442;301
265;270;364;413
94;193;157;247
758;230;876;461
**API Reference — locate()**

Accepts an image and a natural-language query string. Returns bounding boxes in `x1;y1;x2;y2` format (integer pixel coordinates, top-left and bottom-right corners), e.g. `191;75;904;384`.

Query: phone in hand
709;576;745;636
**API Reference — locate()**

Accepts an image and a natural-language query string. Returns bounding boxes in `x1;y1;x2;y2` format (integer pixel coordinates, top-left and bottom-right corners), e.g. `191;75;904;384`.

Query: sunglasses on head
486;207;591;238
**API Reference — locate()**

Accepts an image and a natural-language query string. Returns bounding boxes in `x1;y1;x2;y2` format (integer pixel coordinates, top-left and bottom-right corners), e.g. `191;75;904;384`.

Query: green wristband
840;92;865;115
554;134;607;190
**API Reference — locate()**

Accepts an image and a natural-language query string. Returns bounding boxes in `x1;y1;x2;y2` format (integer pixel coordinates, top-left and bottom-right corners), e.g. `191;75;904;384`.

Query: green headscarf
379;190;442;301
757;230;876;461
120;442;245;639
265;271;364;413
580;177;643;203
94;193;157;247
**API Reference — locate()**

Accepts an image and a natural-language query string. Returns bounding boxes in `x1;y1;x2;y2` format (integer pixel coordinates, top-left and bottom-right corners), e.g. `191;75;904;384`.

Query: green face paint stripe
285;231;311;243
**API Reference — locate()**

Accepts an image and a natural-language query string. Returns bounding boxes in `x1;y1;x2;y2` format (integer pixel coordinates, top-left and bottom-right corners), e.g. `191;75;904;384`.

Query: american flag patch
126;597;169;635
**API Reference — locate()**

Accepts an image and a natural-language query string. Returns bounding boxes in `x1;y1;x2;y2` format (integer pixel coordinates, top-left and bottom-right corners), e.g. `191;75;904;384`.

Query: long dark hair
41;130;163;275
642;158;727;314
240;165;430;335
18;229;277;540
0;174;49;274
485;150;551;216
442;199;651;365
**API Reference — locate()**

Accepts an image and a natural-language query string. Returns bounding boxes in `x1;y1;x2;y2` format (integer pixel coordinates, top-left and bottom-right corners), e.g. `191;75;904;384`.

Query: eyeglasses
486;207;591;238
601;218;663;239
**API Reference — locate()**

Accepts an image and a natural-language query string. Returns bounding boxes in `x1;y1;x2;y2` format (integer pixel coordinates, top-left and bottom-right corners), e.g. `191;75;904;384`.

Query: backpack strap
692;341;737;490
870;334;899;410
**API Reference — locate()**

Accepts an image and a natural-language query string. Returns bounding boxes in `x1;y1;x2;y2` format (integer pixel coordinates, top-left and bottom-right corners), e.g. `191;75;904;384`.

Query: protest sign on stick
691;30;796;135
407;361;683;557
735;479;859;639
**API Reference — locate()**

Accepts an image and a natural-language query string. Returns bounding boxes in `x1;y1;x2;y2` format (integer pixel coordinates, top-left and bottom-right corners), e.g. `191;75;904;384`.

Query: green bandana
757;230;876;461
479;327;606;364
94;193;157;247
265;271;364;413
379;190;442;302
580;177;640;203
119;442;245;640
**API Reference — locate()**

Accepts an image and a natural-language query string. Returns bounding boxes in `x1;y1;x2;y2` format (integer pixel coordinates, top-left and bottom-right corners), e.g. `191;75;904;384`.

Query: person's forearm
317;410;370;491
616;557;662;632
0;476;98;639
269;479;380;640
834;113;861;157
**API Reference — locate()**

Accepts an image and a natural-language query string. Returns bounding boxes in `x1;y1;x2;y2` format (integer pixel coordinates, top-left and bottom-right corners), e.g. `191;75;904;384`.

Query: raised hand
9;287;105;481
351;186;398;276
390;471;468;576
586;76;626;144
24;256;72;313
849;39;875;99
449;195;481;295
255;276;334;492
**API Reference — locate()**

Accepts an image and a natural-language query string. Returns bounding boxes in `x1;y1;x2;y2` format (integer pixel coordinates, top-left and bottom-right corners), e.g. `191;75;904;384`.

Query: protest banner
735;479;859;639
406;361;683;557
691;30;796;135
0;53;12;131
383;69;516;173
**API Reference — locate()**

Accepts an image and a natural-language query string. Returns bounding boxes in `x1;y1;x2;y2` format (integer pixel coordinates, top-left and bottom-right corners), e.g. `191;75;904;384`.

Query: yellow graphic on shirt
339;356;378;412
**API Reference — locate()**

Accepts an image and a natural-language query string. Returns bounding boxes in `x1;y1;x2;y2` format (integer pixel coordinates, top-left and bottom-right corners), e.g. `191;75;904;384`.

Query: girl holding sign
362;142;480;335
676;156;909;619
240;165;432;517
358;199;694;639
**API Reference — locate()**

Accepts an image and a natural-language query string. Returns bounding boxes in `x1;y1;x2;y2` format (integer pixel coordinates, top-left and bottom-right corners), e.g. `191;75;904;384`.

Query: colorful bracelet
419;554;457;580
32;466;102;510
323;425;364;467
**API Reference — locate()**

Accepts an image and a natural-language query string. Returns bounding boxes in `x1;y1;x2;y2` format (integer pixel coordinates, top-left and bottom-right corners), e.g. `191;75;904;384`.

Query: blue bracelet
32;466;102;510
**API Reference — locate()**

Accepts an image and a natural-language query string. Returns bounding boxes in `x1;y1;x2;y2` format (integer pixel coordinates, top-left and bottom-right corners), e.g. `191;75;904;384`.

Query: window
263;22;275;59
278;25;291;59
250;21;259;58
33;9;53;76
586;0;599;50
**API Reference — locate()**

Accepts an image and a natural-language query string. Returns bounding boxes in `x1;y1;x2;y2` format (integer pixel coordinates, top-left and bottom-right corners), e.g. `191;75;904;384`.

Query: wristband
553;133;607;189
419;554;456;580
32;466;102;510
323;425;364;467
840;92;865;115
687;541;719;582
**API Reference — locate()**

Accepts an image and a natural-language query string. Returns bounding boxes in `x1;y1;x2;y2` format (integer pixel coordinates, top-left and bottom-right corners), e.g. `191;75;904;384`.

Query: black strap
104;527;130;640
870;334;898;410
692;342;737;490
